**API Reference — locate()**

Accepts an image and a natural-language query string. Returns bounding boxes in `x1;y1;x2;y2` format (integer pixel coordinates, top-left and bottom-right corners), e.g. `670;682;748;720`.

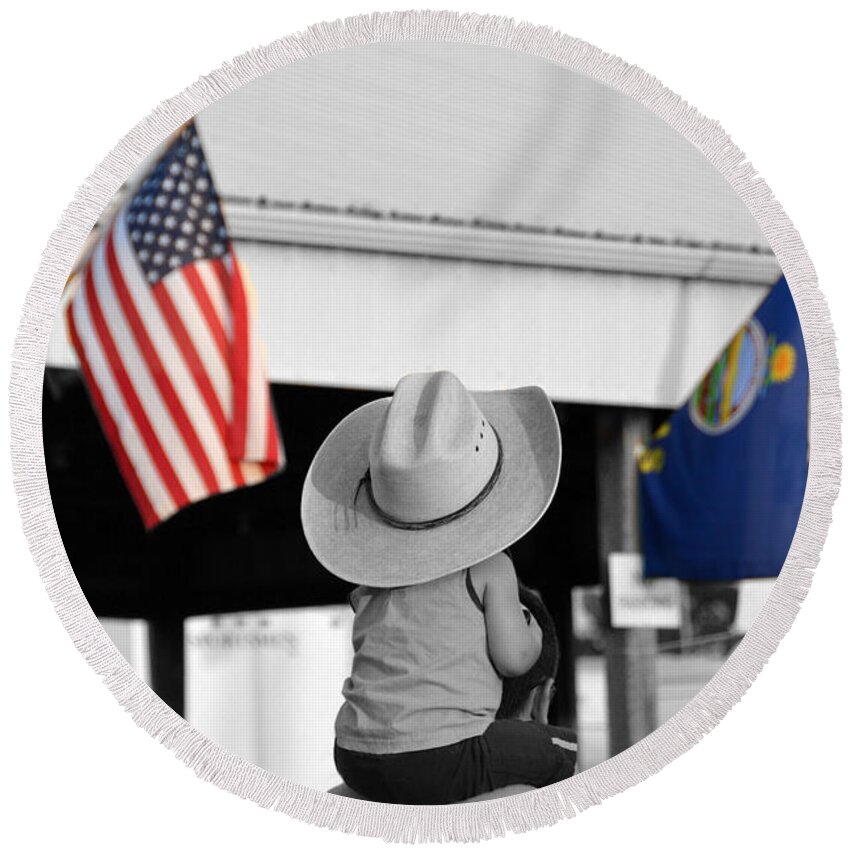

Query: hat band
357;428;504;531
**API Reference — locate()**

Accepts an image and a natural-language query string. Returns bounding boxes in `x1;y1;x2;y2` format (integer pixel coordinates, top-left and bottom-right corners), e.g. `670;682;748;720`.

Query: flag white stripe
239;462;266;486
245;313;269;460
72;281;176;520
113;216;237;493
196;260;230;340
91;235;209;502
230;255;270;461
163;267;232;419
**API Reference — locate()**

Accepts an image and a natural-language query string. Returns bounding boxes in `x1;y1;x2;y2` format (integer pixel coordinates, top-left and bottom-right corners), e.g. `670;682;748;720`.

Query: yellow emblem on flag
638;446;666;474
769;342;796;383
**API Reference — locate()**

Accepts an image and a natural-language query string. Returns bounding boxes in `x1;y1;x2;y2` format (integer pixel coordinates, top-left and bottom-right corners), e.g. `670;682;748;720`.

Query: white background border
2;2;846;847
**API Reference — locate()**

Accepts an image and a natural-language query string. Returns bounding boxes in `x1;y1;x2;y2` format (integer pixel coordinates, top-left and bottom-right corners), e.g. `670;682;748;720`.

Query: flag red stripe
105;233;220;495
83;263;189;511
211;257;231;304
225;254;250;459
182;264;229;364
230;460;247;488
151;283;228;446
265;402;280;467
152;282;246;489
66;302;159;529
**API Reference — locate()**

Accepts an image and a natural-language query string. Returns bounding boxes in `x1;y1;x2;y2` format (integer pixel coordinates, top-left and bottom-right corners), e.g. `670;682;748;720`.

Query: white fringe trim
7;9;841;843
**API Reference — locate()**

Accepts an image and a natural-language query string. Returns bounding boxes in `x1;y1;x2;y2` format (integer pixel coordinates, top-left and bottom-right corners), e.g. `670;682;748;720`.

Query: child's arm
470;553;543;677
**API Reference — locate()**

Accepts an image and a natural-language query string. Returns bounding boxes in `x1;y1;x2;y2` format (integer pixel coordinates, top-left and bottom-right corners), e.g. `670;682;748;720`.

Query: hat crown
368;371;499;523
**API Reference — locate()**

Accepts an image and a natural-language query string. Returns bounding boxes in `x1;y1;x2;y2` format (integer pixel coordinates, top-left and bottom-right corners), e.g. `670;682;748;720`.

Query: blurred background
42;43;798;791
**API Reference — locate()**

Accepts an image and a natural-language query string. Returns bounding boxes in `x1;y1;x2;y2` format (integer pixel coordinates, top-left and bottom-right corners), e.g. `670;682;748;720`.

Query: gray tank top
335;568;502;754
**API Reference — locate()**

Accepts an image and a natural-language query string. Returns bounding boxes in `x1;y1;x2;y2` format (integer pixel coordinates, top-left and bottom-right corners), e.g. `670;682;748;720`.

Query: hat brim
301;386;562;587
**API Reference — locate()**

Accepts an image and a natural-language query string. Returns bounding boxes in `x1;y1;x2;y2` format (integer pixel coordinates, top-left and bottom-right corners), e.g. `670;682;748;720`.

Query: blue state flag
639;276;808;581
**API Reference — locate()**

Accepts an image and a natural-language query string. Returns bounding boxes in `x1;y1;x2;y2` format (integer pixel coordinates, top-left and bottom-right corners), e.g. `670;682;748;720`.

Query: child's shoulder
468;551;516;592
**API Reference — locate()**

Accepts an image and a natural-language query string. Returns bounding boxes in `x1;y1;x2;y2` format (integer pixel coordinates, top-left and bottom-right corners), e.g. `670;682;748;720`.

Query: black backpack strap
465;568;484;613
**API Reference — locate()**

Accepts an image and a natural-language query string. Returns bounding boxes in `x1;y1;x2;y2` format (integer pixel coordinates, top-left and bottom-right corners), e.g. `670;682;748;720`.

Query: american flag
65;121;284;529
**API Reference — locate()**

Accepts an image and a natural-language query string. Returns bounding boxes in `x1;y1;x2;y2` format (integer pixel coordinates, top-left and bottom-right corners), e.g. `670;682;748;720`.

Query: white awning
47;42;776;409
196;41;769;250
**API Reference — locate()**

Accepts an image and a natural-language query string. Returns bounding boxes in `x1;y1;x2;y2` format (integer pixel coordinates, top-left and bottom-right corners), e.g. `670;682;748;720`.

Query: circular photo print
14;16;834;842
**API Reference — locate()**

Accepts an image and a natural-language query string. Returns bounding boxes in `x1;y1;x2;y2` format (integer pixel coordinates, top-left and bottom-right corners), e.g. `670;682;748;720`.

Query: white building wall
185;606;354;792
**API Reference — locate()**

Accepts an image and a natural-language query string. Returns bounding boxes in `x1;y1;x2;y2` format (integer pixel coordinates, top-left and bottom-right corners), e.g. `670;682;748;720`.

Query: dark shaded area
42;367;601;722
43;369;378;618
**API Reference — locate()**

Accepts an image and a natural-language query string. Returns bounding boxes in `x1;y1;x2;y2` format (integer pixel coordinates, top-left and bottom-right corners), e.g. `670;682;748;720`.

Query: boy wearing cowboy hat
302;371;578;804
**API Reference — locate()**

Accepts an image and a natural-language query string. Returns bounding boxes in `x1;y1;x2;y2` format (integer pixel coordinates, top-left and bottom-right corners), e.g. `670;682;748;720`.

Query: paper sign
609;552;681;629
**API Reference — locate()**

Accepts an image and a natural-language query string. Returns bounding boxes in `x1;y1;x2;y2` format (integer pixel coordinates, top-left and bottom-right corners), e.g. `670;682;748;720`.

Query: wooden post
679;581;694;653
148;616;185;717
596;409;658;757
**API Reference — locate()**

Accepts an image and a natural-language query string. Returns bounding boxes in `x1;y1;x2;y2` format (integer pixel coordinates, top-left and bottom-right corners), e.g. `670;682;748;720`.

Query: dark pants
334;720;578;805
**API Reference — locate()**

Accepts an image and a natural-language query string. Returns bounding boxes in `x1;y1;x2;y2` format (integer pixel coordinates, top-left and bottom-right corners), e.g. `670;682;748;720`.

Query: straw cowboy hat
301;371;561;587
